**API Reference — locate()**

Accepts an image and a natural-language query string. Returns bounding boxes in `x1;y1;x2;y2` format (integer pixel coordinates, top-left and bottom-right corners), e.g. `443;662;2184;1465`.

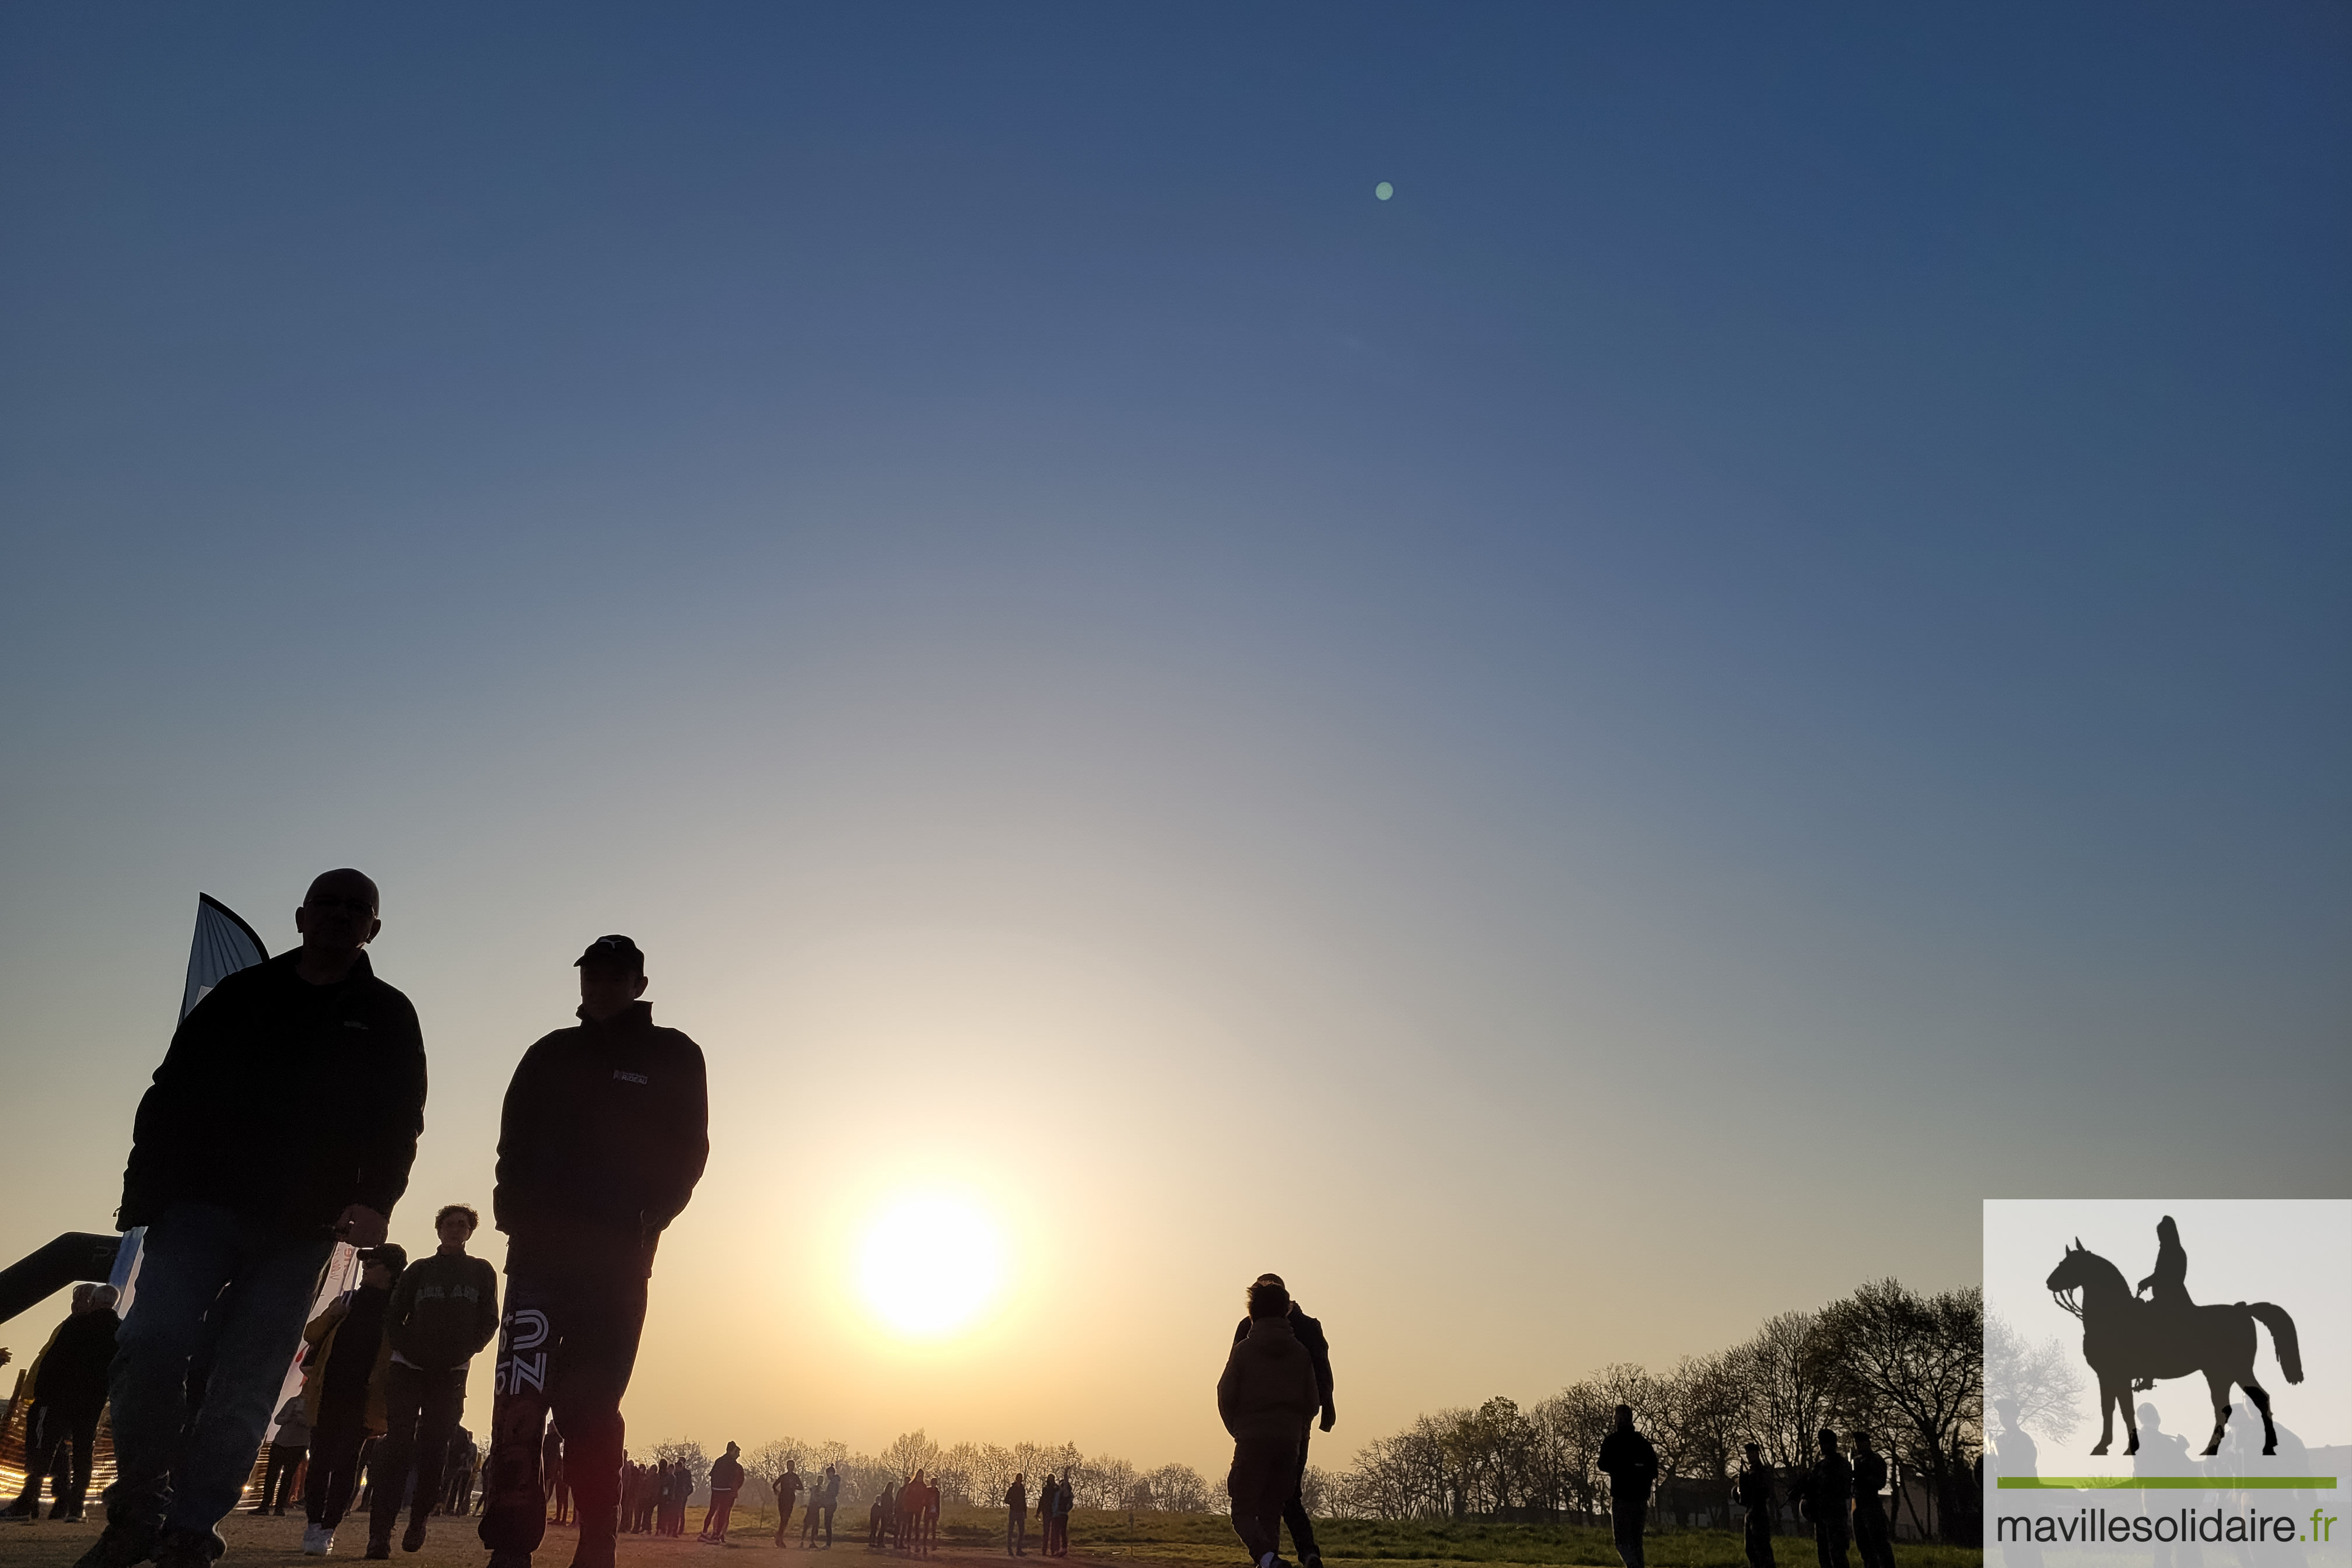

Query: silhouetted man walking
8;1284;120;1522
1003;1474;1026;1556
1230;1273;1335;1568
1800;1430;1852;1568
702;1443;746;1542
1218;1278;1322;1568
1597;1405;1659;1568
368;1205;500;1557
478;935;709;1568
1848;1433;1891;1568
1735;1443;1776;1568
81;869;426;1568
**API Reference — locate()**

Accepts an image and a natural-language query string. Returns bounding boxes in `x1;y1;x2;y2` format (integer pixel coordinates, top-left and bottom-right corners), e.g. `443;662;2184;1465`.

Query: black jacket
1598;1429;1661;1495
386;1250;501;1370
34;1308;120;1416
494;1001;708;1276
119;950;426;1236
1232;1304;1335;1424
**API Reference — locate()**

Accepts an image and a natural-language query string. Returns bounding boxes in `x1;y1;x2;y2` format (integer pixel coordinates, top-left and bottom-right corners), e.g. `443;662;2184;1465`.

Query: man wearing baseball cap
478;936;708;1568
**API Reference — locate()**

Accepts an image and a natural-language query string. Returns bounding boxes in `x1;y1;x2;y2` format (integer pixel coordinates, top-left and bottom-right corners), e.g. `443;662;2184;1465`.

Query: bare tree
880;1430;942;1484
1816;1279;1983;1542
1985;1312;2083;1442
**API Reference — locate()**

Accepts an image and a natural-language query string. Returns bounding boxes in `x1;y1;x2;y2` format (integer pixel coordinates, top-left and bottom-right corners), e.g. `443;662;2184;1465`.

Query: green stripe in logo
1997;1478;2337;1490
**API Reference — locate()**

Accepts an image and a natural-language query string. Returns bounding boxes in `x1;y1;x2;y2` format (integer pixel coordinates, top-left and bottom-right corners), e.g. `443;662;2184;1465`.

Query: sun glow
855;1191;1010;1339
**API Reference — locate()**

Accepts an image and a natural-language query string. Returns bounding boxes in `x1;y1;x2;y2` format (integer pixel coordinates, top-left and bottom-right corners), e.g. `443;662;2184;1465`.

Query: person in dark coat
1798;1430;1853;1568
1597;1406;1660;1568
774;1461;804;1546
79;869;426;1568
1217;1278;1322;1568
255;1395;312;1516
1847;1433;1892;1568
1002;1474;1027;1557
1735;1442;1776;1568
702;1443;747;1542
1229;1274;1336;1568
477;935;709;1568
368;1204;500;1556
8;1284;121;1521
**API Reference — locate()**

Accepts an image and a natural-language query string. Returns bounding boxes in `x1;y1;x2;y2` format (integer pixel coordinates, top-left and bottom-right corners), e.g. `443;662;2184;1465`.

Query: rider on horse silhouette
2132;1215;2193;1390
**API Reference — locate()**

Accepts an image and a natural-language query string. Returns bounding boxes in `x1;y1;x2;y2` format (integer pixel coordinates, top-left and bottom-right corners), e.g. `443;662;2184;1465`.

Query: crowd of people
31;870;709;1568
2;865;1914;1568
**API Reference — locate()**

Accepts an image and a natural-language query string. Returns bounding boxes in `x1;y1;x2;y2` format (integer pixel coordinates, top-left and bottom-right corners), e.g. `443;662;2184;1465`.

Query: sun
855;1191;1010;1339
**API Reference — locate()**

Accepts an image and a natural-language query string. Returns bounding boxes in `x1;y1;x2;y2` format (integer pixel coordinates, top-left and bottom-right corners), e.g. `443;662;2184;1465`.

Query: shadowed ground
0;1505;1985;1568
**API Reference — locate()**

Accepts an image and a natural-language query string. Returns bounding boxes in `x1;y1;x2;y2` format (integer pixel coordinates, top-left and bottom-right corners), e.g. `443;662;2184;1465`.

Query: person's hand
335;1205;390;1248
1321;1407;1336;1434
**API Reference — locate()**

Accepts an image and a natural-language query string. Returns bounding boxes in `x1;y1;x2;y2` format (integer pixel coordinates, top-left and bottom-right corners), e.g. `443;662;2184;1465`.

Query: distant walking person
1735;1443;1776;1568
1799;1430;1853;1568
544;1424;568;1525
79;870;426;1568
820;1464;841;1548
1230;1273;1336;1568
1597;1405;1660;1568
1217;1277;1323;1568
7;1283;121;1523
801;1474;827;1548
1004;1474;1027;1556
303;1245;407;1554
478;935;710;1568
775;1462;804;1546
256;1396;313;1517
1848;1433;1892;1568
366;1205;499;1557
443;1431;479;1517
1049;1475;1072;1557
704;1443;747;1542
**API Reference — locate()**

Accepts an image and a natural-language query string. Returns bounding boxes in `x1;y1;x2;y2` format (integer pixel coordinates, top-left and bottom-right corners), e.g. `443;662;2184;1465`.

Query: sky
2;4;2347;1479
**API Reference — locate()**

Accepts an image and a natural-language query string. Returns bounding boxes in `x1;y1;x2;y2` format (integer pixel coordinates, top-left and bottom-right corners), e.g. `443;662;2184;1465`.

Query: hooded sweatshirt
1216;1314;1322;1444
494;1000;709;1276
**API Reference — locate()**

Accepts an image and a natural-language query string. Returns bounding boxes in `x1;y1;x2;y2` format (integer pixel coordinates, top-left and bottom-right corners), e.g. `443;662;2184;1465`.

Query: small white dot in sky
1375;181;1395;201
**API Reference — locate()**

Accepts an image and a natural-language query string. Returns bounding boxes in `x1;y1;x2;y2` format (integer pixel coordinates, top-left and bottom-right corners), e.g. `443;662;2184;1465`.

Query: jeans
1007;1507;1026;1554
1229;1432;1300;1563
1612;1492;1649;1568
1852;1503;1892;1568
14;1403;102;1514
369;1363;468;1541
701;1492;737;1541
1744;1504;1777;1568
103;1200;335;1537
306;1421;369;1528
479;1261;647;1562
260;1443;307;1512
1814;1520;1850;1568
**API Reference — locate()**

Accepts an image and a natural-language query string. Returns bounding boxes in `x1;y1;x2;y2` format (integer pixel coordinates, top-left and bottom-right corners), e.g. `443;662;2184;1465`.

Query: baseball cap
575;935;645;974
358;1243;408;1275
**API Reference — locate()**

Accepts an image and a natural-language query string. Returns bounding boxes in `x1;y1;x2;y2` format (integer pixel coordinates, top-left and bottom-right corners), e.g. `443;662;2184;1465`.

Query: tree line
1325;1279;1987;1542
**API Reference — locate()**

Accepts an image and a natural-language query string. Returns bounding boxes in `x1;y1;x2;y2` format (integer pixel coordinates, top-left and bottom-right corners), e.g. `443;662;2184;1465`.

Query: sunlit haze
1;4;2346;1484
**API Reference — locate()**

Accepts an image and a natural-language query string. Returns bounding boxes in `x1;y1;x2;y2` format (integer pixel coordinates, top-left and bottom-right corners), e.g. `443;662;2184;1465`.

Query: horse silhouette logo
2045;1214;2302;1459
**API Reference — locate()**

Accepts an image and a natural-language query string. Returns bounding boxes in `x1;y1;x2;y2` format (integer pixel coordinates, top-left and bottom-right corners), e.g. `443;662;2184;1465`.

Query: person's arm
352;995;429;1222
119;979;244;1227
493;1038;556;1233
469;1259;501;1357
304;1297;348;1349
383;1264;423;1362
643;1037;710;1232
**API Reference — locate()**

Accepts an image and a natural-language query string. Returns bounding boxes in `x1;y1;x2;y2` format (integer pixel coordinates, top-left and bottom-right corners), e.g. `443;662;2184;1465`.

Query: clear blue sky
2;4;2346;1465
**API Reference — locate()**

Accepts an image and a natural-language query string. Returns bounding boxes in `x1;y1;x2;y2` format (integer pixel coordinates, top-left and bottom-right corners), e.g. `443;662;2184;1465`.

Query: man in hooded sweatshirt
478;935;708;1568
1217;1278;1322;1568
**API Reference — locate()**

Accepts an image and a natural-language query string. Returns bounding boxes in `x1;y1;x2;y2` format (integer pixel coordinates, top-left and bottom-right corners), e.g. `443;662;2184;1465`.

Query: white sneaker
304;1524;337;1555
